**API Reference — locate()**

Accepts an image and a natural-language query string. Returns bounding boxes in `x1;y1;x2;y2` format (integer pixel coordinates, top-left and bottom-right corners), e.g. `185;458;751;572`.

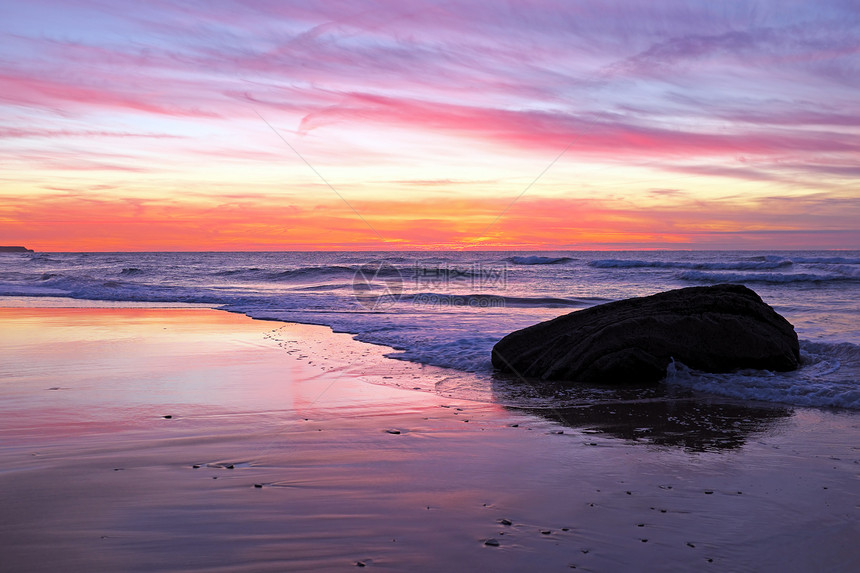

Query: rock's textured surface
491;284;799;385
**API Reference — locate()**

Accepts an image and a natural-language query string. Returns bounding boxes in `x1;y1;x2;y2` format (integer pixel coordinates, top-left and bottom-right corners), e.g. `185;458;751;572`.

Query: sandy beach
1;306;858;572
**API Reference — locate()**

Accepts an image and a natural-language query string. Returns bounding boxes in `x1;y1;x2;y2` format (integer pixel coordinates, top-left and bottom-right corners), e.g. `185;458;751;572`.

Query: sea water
1;250;858;409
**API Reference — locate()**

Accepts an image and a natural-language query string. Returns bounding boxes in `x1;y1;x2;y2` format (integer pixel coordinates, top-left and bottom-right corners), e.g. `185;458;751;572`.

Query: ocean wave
26;254;62;264
590;259;792;270
791;256;860;264
507;255;573;265
398;293;593;308
272;266;360;280
213;265;359;282
291;282;372;292
184;262;508;286
678;270;860;284
120;267;144;276
666;340;860;410
214;267;262;276
15;273;226;305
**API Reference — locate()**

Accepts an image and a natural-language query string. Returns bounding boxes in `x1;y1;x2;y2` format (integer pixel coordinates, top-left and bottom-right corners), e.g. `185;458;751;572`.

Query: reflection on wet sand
492;375;792;452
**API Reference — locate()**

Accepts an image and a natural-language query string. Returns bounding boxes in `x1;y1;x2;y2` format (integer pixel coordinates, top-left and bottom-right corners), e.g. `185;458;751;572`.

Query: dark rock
0;246;33;253
491;284;799;385
484;538;500;547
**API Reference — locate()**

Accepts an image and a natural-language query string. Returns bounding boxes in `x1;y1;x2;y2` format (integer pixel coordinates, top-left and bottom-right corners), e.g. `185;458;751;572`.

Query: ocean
2;250;858;409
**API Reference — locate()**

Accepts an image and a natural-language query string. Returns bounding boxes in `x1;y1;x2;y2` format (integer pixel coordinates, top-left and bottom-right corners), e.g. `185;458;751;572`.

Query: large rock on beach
491;284;799;385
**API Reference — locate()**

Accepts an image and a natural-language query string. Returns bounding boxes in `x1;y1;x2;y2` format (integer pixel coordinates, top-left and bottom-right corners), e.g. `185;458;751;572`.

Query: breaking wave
590;259;792;270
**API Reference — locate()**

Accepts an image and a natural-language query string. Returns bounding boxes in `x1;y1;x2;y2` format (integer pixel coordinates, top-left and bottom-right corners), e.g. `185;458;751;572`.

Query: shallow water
1;250;858;408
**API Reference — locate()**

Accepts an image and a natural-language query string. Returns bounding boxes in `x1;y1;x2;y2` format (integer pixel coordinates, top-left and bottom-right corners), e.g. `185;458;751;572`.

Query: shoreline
1;306;858;572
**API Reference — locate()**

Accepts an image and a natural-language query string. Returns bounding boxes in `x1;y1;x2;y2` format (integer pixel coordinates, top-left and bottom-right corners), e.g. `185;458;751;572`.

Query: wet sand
1;307;858;572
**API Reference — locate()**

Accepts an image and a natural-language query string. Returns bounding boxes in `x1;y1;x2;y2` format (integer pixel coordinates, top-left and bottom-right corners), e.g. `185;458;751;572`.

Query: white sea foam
665;341;860;410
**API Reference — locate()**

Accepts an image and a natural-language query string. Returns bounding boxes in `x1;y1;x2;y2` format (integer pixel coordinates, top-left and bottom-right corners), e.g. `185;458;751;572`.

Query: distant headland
0;246;34;253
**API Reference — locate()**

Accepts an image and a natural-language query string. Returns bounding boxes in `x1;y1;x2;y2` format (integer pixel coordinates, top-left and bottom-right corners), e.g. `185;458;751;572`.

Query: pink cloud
295;92;860;159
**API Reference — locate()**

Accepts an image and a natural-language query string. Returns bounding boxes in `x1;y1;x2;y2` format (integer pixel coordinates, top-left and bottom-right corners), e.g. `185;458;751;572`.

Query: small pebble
385;429;401;435
541;529;552;535
561;528;569;532
509;424;519;428
163;415;172;419
355;561;366;567
687;542;696;548
192;465;200;469
254;484;263;488
704;491;714;495
484;539;500;547
499;519;513;526
641;538;648;543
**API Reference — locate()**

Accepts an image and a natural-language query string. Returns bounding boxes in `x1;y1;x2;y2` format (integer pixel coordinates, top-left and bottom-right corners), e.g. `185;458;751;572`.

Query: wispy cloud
2;0;858;249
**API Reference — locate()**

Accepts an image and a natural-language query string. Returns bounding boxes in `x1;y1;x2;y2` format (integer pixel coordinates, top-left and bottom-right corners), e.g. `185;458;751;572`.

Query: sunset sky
1;0;858;251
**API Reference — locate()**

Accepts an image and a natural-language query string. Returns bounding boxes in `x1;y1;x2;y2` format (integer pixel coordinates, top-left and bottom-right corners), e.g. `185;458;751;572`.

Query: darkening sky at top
1;0;858;250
